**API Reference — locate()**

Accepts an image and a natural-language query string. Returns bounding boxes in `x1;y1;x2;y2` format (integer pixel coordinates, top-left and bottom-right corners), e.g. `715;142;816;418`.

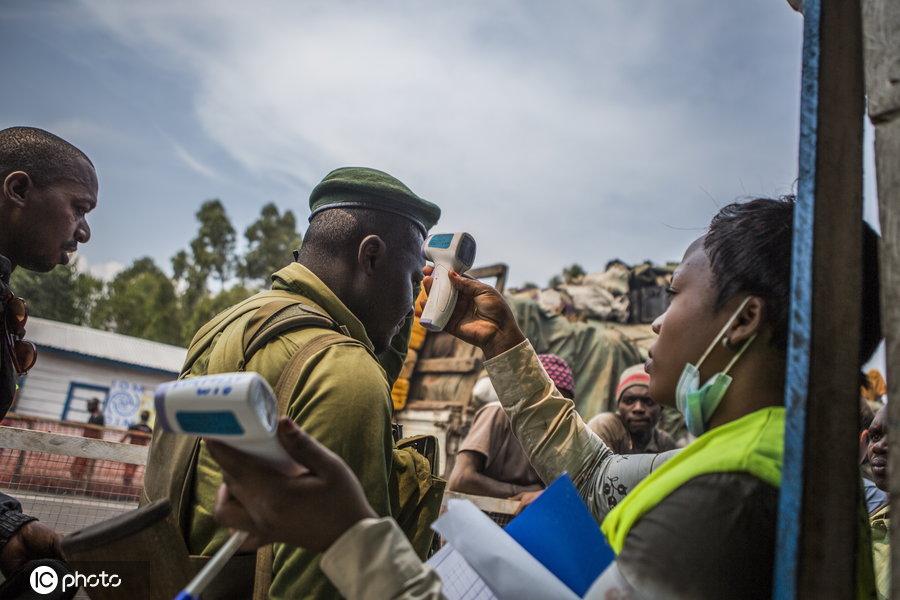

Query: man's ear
728;296;765;345
3;171;32;208
357;235;387;275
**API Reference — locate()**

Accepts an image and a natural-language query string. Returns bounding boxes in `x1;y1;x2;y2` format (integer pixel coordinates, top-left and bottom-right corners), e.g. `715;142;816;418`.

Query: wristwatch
0;509;37;552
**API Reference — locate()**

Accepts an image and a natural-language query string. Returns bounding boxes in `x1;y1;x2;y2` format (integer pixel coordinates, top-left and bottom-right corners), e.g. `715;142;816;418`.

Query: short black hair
300;207;422;263
704;196;881;366
0;126;94;186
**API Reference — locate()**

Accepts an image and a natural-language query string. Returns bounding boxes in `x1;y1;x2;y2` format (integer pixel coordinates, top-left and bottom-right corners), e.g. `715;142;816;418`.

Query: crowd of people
0;124;889;599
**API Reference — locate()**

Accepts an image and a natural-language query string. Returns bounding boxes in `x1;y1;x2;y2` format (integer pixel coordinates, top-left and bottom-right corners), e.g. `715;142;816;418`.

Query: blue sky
0;1;879;286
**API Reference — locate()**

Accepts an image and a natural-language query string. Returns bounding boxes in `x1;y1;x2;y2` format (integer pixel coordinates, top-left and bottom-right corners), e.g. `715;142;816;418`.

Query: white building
13;317;186;427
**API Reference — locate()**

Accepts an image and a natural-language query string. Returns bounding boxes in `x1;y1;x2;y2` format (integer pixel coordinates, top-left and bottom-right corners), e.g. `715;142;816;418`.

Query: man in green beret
142;167;440;599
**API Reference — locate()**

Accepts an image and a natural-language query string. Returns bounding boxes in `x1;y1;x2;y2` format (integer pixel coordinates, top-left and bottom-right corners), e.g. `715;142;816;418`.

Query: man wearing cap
588;364;677;454
142;167;440;599
448;354;575;506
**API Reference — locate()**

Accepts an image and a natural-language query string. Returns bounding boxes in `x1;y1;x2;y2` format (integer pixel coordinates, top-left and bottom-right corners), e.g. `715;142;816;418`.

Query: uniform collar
270;262;374;352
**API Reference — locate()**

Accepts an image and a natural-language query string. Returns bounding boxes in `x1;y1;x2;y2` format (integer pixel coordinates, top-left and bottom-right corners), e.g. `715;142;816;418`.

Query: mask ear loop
721;333;757;375
695;296;754;370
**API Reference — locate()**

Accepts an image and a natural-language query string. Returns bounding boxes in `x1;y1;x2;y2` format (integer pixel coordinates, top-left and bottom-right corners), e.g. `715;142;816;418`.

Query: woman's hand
207;419;378;553
423;266;526;359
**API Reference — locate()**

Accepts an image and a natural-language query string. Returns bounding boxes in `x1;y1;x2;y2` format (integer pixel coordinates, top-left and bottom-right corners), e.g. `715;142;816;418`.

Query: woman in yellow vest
207;197;882;599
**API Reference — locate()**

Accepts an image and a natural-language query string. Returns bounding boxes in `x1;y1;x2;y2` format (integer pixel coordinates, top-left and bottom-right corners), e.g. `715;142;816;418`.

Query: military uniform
143;167;441;599
188;262;398;599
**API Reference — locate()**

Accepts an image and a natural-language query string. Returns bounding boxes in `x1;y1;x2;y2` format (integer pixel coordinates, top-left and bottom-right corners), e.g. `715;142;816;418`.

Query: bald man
0;126;98;596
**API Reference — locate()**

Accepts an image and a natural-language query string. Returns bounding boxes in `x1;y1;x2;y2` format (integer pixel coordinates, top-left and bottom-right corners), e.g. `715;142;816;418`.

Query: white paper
431;499;579;600
427;545;497;600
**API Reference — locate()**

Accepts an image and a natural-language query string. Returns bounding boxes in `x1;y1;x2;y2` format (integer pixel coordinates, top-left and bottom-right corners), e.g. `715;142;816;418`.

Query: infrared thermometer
421;232;477;332
154;372;302;476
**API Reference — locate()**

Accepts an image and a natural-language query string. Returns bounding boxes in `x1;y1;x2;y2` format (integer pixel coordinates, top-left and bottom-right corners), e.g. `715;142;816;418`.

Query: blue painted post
774;0;866;597
772;1;820;597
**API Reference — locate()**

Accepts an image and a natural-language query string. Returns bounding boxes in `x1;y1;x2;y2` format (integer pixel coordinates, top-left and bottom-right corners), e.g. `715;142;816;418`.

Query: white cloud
172;141;218;179
74;254;125;280
77;1;805;285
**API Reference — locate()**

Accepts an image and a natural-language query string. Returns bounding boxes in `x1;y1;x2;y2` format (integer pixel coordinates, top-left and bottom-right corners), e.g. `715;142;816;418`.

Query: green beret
309;167;441;234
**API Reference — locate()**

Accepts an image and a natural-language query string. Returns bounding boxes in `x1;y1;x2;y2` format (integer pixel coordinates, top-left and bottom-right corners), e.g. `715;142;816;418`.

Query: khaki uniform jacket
871;503;890;600
319;341;676;599
187;263;398;599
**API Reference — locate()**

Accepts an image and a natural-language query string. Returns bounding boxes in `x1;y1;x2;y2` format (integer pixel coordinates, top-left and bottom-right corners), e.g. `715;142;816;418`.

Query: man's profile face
617;385;660;436
366;227;425;354
8;156;98;272
867;406;889;492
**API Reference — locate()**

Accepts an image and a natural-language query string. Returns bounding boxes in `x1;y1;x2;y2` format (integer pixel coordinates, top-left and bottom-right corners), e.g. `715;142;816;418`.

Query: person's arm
448;405;542;498
447;451;539;498
485;341;676;519
0;492;62;576
423;269;676;521
208;420;444;600
321;518;445;600
587;413;631;454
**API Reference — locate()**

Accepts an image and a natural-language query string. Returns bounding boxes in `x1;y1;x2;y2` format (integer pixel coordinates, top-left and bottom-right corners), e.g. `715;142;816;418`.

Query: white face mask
674;297;757;437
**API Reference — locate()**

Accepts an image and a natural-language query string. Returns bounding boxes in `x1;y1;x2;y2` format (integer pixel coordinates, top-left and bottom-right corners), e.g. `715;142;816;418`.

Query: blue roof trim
36;346;180;377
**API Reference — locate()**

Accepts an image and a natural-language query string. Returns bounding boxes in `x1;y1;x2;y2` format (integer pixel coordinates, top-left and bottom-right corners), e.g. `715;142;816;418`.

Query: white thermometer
421;232;477;332
154;372;302;476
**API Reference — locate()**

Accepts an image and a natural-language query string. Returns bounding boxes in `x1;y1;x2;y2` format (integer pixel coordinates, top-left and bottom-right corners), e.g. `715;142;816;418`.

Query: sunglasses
2;290;37;375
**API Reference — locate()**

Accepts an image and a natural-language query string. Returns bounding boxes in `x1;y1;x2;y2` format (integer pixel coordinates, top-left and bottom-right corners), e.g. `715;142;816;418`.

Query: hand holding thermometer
421;232;477;331
155;372;302;600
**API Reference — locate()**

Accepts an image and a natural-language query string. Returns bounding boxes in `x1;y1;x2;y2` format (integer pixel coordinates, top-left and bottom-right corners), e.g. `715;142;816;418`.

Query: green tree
190;199;237;291
10;265;103;326
171;250;190;284
92;257;183;345
171;249;208;314
548;275;563;288
240;203;302;284
180;284;256;346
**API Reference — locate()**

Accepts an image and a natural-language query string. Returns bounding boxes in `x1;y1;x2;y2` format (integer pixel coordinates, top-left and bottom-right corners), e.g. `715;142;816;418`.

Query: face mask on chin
674;297;757;437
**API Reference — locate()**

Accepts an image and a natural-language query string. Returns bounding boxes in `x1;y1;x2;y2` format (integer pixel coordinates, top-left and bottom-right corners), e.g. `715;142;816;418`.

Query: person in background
119;410;152;489
448;354;575;508
859;399;888;514
588;364;677;454
71;398;105;479
86;398;105;429
865;404;890;600
0;125;98;598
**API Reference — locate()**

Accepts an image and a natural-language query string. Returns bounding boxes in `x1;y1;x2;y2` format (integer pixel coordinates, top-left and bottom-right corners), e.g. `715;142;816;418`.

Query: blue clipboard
504;474;614;597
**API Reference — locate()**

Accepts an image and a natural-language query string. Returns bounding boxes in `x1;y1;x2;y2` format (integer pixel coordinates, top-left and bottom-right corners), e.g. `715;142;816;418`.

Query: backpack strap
242;303;350;368
183;290;308;377
251;330;365;600
204;295;353;375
